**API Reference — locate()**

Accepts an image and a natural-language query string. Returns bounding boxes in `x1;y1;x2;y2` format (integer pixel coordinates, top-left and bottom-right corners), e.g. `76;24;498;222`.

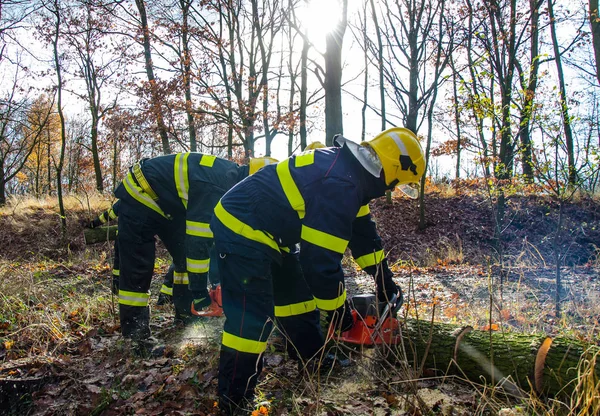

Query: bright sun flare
299;0;342;47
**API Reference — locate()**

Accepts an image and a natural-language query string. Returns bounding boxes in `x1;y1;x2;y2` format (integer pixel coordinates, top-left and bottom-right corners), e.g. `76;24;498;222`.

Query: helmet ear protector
249;157;279;175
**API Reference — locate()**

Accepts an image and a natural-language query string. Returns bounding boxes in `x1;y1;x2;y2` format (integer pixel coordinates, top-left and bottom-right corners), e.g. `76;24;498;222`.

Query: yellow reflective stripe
301;225;348;254
186;220;213;238
108;208;117;219
274;299;316;317
314;289;346;311
200;154;216;167
222;332;267;354
214;202;280;253
118;289;150;307
280;246;290;253
160;285;173;296
133;163;158;200
357;205;370;217
276;159;305;219
123;173;167;218
173;271;189;285
175;153;189;209
355;250;385;269
187;258;210;274
295;151;315;167
99;213;107;224
112;268;120;276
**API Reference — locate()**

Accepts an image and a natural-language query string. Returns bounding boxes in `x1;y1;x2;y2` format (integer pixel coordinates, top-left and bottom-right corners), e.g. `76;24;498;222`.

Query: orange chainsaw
333;293;402;346
191;285;224;317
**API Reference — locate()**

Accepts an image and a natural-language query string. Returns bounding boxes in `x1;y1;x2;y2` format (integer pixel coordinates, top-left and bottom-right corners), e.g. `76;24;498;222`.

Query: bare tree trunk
180;0;197;152
517;0;542;183
51;0;67;237
135;0;171;155
450;55;462;180
548;0;577;186
369;0;385;131
590;0;600;85
300;33;308;149
90;115;103;191
360;3;368;142
324;0;347;145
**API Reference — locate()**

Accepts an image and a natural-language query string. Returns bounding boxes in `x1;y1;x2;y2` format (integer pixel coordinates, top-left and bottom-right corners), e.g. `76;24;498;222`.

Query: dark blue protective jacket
211;144;393;311
114;153;248;291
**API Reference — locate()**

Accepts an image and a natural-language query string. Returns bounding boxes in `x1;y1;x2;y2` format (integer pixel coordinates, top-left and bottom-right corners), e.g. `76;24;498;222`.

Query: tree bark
590;0;600;85
369;0;385;131
548;0;577;186
180;0;197;152
135;0;171;155
324;0;348;145
400;319;599;397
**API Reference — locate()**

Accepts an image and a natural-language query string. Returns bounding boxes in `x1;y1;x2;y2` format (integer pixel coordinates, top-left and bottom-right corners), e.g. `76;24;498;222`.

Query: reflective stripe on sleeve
118;289;150;307
355;249;385;269
274;299;316;317
173;271;189;285
214;202;280;253
108;208;118;219
186;220;213;238
175;153;190;209
222;332;268;354
123;172;167;218
112;268;120;276
187;258;210;274
276;159;305;219
314;289;347;311
160;285;173;296
301;225;348;254
356;205;370;217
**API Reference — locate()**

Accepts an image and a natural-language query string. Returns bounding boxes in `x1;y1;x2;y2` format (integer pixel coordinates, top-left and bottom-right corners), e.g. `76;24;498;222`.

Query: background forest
1;0;600;415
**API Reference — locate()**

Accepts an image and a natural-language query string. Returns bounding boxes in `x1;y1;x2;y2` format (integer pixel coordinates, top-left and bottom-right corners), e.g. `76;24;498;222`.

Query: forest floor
0;190;599;416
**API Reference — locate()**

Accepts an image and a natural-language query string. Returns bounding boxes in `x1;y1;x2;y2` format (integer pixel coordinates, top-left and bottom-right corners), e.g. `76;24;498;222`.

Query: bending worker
113;153;276;352
211;127;425;413
87;200;174;304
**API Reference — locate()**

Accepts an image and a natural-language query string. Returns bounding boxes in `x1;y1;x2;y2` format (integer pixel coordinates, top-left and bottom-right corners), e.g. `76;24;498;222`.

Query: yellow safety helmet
363;127;425;188
305;141;326;150
249;156;279;175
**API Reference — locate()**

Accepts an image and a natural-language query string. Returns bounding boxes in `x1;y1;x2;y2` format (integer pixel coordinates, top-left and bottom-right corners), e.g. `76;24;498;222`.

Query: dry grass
0;254;117;360
0;193;116;220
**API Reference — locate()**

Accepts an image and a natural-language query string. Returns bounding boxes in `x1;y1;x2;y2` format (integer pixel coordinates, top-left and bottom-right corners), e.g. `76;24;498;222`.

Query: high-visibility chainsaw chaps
190;285;223;317
332;293;403;346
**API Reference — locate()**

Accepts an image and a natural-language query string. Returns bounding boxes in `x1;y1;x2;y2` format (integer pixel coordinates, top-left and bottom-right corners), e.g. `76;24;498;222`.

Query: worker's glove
86;218;102;229
191;289;212;312
326;300;355;333
377;279;400;304
377;281;403;317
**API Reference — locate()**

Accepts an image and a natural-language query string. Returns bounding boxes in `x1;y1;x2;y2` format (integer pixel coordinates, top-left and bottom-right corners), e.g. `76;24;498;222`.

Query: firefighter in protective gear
87;201;175;302
211;127;425;413
113;153;275;347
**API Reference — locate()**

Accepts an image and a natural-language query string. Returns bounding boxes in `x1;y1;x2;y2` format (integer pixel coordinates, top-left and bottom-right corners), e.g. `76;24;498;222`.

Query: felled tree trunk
400;319;599;397
83;225;117;245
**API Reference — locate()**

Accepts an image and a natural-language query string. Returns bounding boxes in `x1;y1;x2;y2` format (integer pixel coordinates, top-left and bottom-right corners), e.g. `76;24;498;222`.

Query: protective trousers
117;205;193;340
216;249;323;413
